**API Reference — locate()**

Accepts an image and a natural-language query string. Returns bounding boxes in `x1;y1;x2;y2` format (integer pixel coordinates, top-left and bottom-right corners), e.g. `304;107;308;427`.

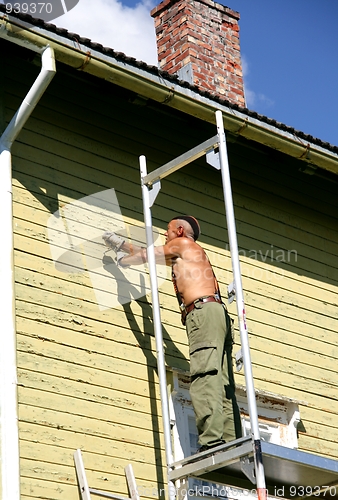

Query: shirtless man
103;216;242;451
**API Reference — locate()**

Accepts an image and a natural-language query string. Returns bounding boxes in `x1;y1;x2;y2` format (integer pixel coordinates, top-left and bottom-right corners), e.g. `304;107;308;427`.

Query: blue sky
223;0;338;147
8;0;337;146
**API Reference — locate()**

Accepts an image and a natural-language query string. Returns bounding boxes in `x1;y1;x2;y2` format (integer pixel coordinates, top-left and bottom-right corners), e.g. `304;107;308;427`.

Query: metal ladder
74;449;140;500
139;110;267;500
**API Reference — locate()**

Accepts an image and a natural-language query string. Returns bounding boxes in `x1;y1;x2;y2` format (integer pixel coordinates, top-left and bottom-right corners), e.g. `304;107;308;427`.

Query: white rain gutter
0;43;55;500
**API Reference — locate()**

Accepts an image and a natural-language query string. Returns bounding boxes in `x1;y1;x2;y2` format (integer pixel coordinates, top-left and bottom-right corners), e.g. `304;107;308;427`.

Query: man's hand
102;231;125;251
115;250;130;268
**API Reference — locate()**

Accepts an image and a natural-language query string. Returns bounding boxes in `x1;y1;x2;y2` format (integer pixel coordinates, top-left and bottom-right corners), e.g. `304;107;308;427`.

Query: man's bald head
171;215;201;241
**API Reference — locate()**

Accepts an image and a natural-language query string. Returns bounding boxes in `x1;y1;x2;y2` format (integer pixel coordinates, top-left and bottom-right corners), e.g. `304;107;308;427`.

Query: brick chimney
150;0;245;106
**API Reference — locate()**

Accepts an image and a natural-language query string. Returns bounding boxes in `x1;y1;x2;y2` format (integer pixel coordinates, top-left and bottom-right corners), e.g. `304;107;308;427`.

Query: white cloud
241;55;255;107
241;55;249;80
241;54;274;110
244;88;256;108
58;0;158;65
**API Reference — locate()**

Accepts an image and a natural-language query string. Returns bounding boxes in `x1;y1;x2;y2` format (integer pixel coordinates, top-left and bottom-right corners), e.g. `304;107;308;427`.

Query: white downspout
0;45;56;500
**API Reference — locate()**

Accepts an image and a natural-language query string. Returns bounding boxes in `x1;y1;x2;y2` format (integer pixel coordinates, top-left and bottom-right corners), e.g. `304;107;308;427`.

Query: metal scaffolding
139;110;338;500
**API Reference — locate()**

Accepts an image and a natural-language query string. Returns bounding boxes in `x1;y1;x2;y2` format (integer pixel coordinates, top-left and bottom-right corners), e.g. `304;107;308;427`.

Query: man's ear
177;225;184;237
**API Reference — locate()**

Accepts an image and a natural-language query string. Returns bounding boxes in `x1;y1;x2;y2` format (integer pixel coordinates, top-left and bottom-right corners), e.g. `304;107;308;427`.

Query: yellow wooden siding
4;54;337;500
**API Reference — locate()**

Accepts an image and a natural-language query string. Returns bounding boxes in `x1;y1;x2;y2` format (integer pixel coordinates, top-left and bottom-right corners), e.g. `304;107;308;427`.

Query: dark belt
181;296;222;325
185;295;222;314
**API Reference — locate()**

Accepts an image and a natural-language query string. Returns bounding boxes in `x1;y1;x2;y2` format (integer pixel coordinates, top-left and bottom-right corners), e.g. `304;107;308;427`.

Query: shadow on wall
103;254;190;488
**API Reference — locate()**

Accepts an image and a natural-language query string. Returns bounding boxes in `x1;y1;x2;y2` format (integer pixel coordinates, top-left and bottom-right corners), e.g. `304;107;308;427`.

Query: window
236;386;302;449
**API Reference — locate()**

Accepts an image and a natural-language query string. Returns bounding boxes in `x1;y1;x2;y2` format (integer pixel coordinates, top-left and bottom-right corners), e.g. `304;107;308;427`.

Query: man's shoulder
170;236;197;246
167;237;202;255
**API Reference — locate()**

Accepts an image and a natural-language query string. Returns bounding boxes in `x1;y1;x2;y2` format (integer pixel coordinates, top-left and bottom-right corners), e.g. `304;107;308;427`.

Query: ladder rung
143;135;218;186
170;435;251;468
89;488;131;500
169;437;253;482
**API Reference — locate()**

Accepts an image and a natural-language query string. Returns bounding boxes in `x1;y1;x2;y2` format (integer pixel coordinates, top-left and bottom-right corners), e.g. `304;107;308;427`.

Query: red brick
151;0;244;104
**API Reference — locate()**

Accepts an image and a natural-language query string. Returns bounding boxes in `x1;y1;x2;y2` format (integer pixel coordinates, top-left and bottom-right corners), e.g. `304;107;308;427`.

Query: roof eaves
0;8;337;175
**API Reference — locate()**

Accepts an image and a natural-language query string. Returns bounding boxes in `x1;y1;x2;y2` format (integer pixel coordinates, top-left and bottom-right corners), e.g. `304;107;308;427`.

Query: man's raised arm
102;231;178;267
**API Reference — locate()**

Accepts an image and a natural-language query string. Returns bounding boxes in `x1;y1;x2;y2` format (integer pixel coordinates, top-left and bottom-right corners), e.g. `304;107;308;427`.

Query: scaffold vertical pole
215;109;266;499
140;156;176;500
139;111;266;499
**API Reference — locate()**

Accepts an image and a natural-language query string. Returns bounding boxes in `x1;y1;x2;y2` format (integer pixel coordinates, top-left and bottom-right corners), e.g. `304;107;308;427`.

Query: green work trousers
185;301;242;447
